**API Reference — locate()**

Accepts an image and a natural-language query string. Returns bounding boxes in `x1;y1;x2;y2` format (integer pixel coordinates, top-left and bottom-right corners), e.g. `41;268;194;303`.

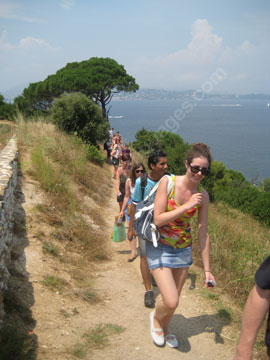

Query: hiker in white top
120;162;146;262
111;137;122;179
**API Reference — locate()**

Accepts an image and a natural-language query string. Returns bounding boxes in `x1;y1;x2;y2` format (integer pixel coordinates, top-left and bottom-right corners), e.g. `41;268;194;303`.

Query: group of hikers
106;128;270;358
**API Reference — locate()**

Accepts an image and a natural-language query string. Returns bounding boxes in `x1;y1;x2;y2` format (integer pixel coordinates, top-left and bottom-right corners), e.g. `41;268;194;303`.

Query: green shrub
50;92;109;145
260;177;270;192
85;144;105;165
251;192;270;225
0;94;15;121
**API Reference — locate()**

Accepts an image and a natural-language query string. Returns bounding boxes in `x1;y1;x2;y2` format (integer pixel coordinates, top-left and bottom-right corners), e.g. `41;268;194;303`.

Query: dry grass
0;123;16;149
66;323;125;358
191;202;270;356
192;202;270;306
16;115;113;278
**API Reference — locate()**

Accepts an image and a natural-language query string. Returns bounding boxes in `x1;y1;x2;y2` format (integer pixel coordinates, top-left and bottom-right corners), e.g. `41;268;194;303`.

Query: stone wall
0;135;18;325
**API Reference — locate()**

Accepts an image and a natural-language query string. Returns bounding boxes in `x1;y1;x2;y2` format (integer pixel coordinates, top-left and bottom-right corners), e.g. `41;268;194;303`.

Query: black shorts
255;256;270;354
111;157;119;166
117;194;124;202
255;256;270;290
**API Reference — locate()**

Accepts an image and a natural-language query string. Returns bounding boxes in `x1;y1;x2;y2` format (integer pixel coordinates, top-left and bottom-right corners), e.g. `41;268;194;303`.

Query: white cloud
188;19;223;56
132;19;225;88
0;1;44;22
0;31;61;53
131;18;269;92
19;36;56;51
150;19;223;68
60;0;76;10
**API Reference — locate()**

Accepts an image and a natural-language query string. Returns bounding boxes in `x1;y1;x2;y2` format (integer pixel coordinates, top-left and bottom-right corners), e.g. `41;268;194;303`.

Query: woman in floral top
147;143;216;348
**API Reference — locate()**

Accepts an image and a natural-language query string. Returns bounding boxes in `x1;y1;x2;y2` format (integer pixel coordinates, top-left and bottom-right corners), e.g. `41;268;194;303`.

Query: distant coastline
113;88;270;102
2;86;270;104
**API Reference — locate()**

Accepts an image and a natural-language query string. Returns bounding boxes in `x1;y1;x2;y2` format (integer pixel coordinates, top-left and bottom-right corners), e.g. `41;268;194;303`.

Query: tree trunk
101;101;108;120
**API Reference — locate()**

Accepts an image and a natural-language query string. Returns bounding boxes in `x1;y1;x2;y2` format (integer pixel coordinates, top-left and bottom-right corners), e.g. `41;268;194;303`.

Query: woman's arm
154;177;203;227
115;167;122;195
120;178;131;217
111;144;117;157
197;189;216;286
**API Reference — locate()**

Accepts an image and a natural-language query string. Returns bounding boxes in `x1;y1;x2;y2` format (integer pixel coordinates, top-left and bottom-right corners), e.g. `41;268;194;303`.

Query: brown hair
121;153;132;162
130;162;146;186
185;143;212;168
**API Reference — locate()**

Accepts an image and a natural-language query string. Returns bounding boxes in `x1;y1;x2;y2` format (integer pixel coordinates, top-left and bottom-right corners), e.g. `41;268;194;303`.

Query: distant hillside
114;88;270;101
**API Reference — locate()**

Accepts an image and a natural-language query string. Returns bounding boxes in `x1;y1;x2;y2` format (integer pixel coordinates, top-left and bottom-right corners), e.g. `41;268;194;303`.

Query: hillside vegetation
14;117;270;308
0;115;268;358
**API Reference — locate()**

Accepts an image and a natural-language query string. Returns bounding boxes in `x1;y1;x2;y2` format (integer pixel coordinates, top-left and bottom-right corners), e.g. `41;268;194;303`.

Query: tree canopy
131;128;190;175
14;57;139;118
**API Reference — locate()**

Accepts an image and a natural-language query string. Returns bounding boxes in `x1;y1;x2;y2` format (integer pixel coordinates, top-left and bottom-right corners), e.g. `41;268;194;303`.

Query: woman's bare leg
234;285;270;360
152;267;188;335
118;202;123;211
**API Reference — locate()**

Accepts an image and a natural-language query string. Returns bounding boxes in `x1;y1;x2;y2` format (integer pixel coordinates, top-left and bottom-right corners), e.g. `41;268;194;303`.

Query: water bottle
117;216;123;225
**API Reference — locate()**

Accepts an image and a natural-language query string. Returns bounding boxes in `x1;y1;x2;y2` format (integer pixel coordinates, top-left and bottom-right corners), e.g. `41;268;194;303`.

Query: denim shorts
146;241;193;270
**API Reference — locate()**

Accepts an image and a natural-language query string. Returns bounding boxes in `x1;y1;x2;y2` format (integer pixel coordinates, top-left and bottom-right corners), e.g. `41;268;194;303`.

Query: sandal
165;334;178;348
128;255;137;262
150;311;165;347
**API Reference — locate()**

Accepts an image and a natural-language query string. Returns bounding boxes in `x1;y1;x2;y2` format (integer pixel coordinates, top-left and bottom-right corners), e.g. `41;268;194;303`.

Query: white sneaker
150;311;165;347
165;334;179;348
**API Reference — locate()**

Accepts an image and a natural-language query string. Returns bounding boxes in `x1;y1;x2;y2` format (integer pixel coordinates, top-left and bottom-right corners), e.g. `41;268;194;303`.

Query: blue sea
109;98;270;182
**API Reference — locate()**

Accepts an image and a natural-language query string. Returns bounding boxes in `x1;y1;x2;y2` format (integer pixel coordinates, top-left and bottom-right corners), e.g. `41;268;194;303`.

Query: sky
0;0;270;99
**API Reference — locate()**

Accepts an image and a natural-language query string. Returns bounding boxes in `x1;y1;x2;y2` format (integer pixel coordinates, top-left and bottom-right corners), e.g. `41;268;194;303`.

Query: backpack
133;174;173;247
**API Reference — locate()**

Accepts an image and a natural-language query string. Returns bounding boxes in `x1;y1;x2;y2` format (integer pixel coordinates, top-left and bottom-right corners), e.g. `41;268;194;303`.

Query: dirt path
19;167;238;360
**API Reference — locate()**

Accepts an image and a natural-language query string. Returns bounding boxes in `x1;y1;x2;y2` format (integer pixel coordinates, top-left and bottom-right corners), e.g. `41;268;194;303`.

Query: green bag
112;223;126;242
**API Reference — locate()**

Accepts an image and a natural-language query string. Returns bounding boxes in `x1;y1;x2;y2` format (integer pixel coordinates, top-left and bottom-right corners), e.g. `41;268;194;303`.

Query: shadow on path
171;312;231;353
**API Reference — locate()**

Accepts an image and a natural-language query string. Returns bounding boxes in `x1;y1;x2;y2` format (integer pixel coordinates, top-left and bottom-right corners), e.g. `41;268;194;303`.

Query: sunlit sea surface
109;98;270;182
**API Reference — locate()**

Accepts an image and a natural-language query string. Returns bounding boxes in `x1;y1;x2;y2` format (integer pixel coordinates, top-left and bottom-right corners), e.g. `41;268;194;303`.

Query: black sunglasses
190;165;210;176
135;169;145;174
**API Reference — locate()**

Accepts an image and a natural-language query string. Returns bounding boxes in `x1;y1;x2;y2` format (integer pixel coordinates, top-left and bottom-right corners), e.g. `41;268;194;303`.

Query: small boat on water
267;103;270;107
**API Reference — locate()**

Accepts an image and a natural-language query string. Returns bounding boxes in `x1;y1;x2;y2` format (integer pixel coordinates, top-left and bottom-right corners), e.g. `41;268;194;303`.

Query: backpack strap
168;175;175;199
140;172;148;200
143;174;172;202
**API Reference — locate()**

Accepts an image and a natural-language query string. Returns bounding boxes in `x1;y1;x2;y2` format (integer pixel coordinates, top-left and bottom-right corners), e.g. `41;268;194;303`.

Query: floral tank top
158;176;201;249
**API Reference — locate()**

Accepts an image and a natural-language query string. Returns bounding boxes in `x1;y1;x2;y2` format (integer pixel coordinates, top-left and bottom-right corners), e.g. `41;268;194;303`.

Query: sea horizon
109;98;270;183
